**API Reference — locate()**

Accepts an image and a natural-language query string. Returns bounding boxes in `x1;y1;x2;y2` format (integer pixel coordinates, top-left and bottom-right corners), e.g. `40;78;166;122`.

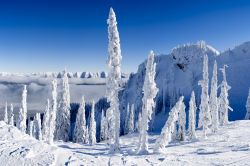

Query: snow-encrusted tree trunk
17;108;22;130
34;113;42;140
9;104;14;126
154;96;184;153
73;96;88;143
198;55;211;138
100;110;106;141
106;7;122;152
137;50;159;154
19;85;28;133
85;126;89;144
210;61;219;132
4;102;8;123
28;120;34;137
178;99;186;141
48;79;57;144
124;103;130;134
245;88;250;120
56;70;71;142
218;65;233;125
89;100;96;145
42;99;50;141
127;104;135;134
188;91;197;140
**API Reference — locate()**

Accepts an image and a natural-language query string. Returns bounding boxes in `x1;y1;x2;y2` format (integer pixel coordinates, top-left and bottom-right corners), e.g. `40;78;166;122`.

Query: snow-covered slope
1;120;250;165
120;41;250;131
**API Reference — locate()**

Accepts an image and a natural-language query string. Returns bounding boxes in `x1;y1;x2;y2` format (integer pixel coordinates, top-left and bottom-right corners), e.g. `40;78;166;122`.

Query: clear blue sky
0;0;249;73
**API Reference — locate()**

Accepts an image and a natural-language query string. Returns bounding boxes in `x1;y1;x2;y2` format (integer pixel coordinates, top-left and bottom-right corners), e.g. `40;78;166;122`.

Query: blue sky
0;0;249;73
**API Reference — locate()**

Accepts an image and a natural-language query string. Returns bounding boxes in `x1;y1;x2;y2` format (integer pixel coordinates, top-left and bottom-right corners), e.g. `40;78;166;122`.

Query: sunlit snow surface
0;120;250;165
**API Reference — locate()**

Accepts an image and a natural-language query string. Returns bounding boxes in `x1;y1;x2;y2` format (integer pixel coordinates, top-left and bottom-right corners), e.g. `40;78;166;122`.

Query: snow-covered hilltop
120;41;250;131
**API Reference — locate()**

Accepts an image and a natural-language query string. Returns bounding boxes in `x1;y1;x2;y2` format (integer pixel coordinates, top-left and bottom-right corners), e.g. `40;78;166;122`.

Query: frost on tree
73;96;88;143
48;79;57;144
106;7;122;152
34;113;42;140
85;126;90;144
124;103;130;134
178;97;186;141
42;99;50;141
154;96;184;153
4;102;8;123
127;104;135;134
19;85;28;133
9;104;14;126
198;55;211;138
218;65;233;125
56;70;71;142
28;120;34;137
245;88;250;120
188;91;197;140
137;50;159;154
100;110;106;141
210;61;219;132
89;100;96;145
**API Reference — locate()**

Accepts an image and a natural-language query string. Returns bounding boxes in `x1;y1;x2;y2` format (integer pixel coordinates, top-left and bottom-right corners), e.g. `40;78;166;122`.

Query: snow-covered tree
245;88;250;120
28;119;34;137
210;61;219;132
56;70;71;142
42;99;50;141
100;110;106;141
85;126;89;144
127;104;135;134
178;98;186;141
19;85;28;133
34;113;42;140
3;102;8;123
154;96;184;153
106;7;122;152
137;50;159;154
48;79;57;144
89;100;96;145
16;108;23;130
198;55;211;138
218;65;233;125
73;96;88;143
124;103;130;134
9;104;14;126
188;91;197;140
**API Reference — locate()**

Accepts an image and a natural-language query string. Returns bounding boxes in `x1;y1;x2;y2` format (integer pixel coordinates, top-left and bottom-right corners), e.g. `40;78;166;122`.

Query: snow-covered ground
1;120;250;165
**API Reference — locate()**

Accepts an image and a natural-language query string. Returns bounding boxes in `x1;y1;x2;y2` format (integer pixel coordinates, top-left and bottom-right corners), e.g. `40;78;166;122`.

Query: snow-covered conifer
56;70;71;141
188;91;197;140
100;110;106;141
34;113;42;140
137;50;159;154
85;126;89;144
154;96;184;153
245;88;250;120
73;96;88;143
42;99;50;141
210;61;219;132
106;7;122;152
9;104;14;126
48;79;57;144
89;100;96;145
3;102;8;123
178;98;186;141
19;85;28;133
124;103;130;134
28;119;34;137
218;65;233;125
127;104;135;134
198;55;211;138
16;108;22;130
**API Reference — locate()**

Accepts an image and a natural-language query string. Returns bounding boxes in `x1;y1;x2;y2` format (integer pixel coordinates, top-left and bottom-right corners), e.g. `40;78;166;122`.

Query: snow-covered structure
137;50;159;154
188;91;197;140
245;88;250;120
8;104;14;126
73;96;88;143
89;100;96;145
19;85;28;133
28;119;34;137
210;61;219;132
56;71;71;142
106;7;122;152
3;102;8;123
48;79;57;144
127;104;135;134
42;99;50;141
178;98;186;141
154;96;184;153
198;55;211;138
219;65;233;125
34;113;42;140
